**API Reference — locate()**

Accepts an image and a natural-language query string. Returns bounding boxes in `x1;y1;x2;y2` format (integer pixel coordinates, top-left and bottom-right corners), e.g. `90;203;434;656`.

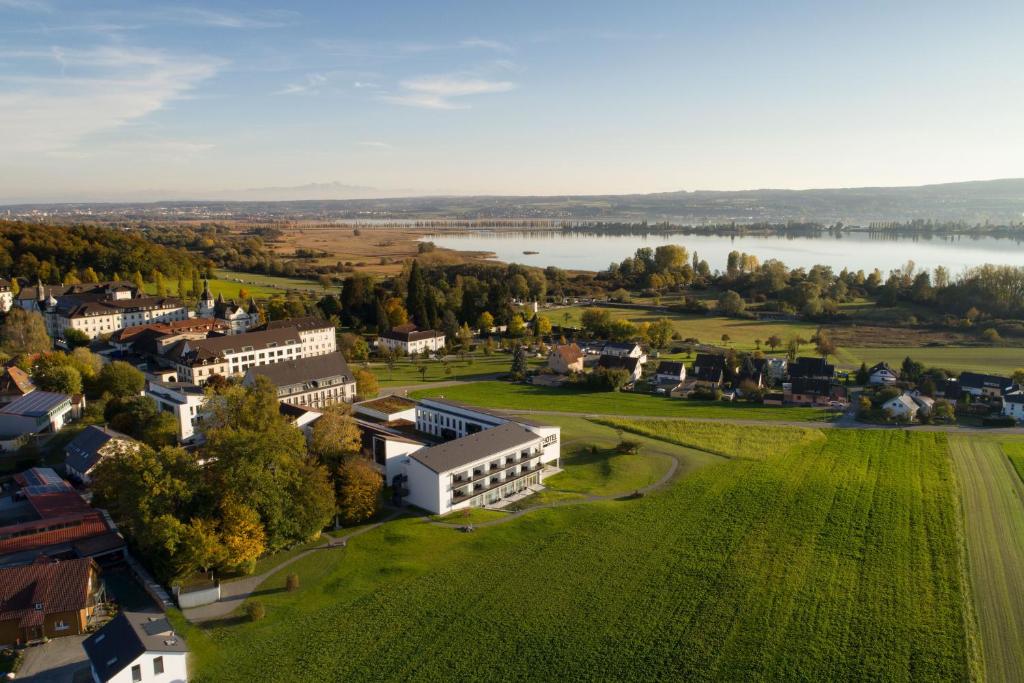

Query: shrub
616;440;641;455
246;601;266;621
286;573;300;592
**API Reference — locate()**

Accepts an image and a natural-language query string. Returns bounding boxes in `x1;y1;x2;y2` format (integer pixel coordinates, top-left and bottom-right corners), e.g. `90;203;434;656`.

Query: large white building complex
354;397;560;515
243;352;356;409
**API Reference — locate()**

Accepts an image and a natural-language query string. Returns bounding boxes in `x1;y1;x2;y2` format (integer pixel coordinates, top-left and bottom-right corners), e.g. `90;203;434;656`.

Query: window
154;656;164;675
54;620;69;631
132;664;142;682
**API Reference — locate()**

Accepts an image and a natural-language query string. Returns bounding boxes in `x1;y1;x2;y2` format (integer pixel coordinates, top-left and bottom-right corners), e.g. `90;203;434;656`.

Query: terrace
451;462;546;504
450;447;545;488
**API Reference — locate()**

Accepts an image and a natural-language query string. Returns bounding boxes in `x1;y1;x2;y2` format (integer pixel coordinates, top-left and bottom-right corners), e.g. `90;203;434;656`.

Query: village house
0;366;34;406
243;352;357;409
1002;391;1024;422
734;357;766;391
597;354;644;385
654;361;686;385
547;344;584;374
600;341;646;362
0;556;101;645
958;371;1014;399
196;280;260;334
784;378;836;406
883;393;919;421
378;324;446;355
84;611;188;683
867;362;898;385
788;356;835;380
64;426;140;484
764;358;788;384
911;393;935;416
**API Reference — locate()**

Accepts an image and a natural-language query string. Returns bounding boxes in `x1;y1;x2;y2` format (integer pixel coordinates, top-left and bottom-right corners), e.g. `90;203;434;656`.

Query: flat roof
0;391;70;417
410;422;540;474
356;395;417;415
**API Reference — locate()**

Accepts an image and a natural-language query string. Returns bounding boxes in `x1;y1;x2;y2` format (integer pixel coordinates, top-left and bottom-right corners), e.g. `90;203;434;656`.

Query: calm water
425;231;1024;274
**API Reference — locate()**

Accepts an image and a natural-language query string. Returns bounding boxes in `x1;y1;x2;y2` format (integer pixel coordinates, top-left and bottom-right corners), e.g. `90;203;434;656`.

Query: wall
402;458;443;514
175;583;220;609
105;652;188;683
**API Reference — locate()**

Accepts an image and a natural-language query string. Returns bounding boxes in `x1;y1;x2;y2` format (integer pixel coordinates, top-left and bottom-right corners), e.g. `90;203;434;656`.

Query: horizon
2;1;1023;203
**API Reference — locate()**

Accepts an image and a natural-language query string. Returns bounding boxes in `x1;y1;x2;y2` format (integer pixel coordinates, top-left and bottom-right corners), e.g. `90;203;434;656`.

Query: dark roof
65;426;137;475
693;366;724;383
601;341;640;352
382;327;444;342
959;371;1013;391
410;422;539;473
84;611;187;681
868;362;895;374
0;391;70;417
655;361;685;375
262;316;333;332
597;355;641;372
694;353;726;371
245;352;353;388
0;557;95;627
789;357;835;379
789;378;833;396
1004;392;1024;404
169;328;302;365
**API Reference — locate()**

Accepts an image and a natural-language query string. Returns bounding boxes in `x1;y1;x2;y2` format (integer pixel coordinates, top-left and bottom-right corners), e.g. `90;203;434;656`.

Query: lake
425;230;1024;274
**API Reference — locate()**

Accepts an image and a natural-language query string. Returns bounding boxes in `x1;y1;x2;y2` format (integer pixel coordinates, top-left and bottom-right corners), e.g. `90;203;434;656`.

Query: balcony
448;463;545;505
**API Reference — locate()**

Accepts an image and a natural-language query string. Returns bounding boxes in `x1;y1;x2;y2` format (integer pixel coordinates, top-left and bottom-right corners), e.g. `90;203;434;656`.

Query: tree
608;319;637;342
97;361;145;398
1013;368;1024;386
310;405;362;468
901;356;925;383
219;498;266;574
814;331;837;360
132;271;145;291
457;323;473;357
717;290;745;316
855;362;870;385
507;315;527;338
510;346;528;380
33;363;82;395
646;318;674;350
1;309;50;356
353;368;379;399
178;517;225;577
335;459;381;526
476;311;494;333
64;328;90;349
406;260;430;328
580;308;612;338
535;315;552;337
766;335;782;352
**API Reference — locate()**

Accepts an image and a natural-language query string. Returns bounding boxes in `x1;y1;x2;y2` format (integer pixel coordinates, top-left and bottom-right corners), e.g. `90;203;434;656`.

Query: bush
246;601;266;621
616;440;641;455
285;573;300;592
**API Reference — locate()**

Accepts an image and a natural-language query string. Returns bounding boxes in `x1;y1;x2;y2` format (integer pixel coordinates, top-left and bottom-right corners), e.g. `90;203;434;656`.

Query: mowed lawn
949;436;1024;681
365;353;542;387
144;277;281;300
551;305;817;352
182;427;972;681
410;381;836;422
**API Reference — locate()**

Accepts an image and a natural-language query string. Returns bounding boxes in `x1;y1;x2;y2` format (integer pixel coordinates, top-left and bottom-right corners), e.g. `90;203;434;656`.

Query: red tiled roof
552;344;583;364
0;557;95;626
0;513;110;556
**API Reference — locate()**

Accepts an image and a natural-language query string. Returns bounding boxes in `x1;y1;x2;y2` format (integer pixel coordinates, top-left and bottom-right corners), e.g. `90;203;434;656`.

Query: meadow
182;426;973;681
835;346;1023;375
410;381;836;422
363;352;542;387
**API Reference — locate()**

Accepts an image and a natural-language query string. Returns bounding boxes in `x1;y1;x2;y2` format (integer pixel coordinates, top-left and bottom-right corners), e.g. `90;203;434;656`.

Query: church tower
197;279;215;318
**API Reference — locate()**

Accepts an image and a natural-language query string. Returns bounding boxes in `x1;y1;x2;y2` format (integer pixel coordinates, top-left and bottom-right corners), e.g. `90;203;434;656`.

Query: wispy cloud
151;7;298;29
0;0;52;12
276;72;328;95
0;45;223;155
353;80;380;89
356;140;393;150
382;75;515;109
460;38;512;53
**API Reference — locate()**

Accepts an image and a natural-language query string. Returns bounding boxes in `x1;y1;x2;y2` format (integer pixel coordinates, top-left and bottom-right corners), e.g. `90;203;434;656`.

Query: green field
182;426;972;681
213;269;325;293
410;381;835;422
836;346;1023;375
144;277;282;301
949;436;1024;681
551;304;817;352
364;353;542;387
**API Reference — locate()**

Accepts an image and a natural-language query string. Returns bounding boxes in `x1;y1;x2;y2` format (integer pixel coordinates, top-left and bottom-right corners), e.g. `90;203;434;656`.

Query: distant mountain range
4;178;1024;224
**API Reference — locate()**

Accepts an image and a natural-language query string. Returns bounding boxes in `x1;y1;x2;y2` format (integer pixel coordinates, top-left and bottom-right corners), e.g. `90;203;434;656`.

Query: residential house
547;344;584;374
145;381;207;444
0;279;11;313
911;393;935;416
959;372;1014;399
784;378;834;406
1002;391;1024;422
83;611;188;683
764;358;788;384
597;354;643;384
197;281;260;334
0;366;34;406
243;352;356;409
654;361;686;385
600;341;645;362
734;357;765;391
0;392;73;444
868;362;898;385
693;353;728;377
883;393;919;421
0;556;100;645
259;316;337;357
788;356;835;380
65;426;140;484
0;468;123;568
378;324;446;355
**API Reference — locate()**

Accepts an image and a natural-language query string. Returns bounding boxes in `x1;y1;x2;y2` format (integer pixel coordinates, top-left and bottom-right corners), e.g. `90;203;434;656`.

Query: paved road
183;510;404;623
20;635;90;683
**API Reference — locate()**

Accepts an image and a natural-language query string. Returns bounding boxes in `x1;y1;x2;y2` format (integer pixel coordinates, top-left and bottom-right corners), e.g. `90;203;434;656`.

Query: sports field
949;436;1024;681
182;426;972;681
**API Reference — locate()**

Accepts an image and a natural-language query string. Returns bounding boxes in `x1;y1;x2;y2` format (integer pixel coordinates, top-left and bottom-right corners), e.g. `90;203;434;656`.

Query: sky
1;0;1022;203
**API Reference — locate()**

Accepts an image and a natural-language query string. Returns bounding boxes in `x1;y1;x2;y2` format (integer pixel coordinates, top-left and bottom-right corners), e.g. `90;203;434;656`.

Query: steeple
200;279;213;301
36;277;45;303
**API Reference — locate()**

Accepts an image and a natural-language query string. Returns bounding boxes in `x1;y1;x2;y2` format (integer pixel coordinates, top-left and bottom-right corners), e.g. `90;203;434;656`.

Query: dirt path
949;436;1024;682
183;510;403;623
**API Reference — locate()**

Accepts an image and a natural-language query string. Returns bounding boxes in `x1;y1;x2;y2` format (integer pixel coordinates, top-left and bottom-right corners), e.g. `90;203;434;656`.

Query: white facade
297;325;337;357
94;651;187;683
146;382;207;442
1003;393;1024;421
378;330;445;355
869;364;898;385
883;394;919;421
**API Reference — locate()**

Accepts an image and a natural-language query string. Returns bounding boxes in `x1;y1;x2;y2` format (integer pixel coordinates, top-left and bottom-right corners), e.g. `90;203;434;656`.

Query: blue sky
1;0;1022;202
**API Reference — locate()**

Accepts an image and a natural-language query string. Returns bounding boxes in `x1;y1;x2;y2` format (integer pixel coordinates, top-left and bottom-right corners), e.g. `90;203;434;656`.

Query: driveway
19;635;90;682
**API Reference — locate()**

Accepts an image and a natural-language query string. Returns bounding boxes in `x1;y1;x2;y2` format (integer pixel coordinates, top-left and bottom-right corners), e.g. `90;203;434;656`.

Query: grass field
948;436;1024;681
551;304;818;352
836;346;1023;375
1003;440;1024;484
214;269;325;293
364;353;543;387
183;427;972;681
410;381;836;422
144;277;283;301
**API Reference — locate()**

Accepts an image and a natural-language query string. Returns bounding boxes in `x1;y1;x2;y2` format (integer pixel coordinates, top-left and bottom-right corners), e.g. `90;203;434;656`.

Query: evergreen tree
375;296;391;335
855;362;870;385
406;260;430;329
510;345;528;381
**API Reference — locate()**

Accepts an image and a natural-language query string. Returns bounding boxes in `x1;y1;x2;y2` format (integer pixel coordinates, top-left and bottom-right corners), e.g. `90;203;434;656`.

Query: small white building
83;611;188;683
868;362;898;385
600;341;646;362
882;393;919;421
0;391;73;441
146;381;207;443
911;392;935;416
378;325;445;355
653;361;686;385
1003;391;1024;422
